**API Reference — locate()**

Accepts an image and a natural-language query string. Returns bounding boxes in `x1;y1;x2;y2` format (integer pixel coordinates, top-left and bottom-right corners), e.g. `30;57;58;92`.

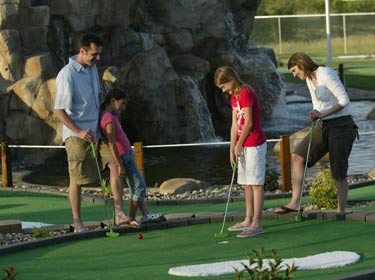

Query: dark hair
287;52;319;79
79;33;103;49
100;88;128;111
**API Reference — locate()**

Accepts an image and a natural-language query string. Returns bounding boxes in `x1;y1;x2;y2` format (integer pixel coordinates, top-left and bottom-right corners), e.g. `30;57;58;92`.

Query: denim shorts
121;149;147;202
294;116;358;180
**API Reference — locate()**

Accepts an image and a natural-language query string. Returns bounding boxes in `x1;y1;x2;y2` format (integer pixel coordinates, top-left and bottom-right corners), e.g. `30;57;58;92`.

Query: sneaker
141;213;165;224
228;223;251;232
236;228;265;238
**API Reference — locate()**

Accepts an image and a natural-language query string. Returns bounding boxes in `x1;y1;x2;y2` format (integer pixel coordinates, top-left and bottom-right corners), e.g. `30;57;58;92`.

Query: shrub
264;170;280;192
31;227;50;238
2;266;18;280
309;169;337;210
235;247;298;280
101;178;112;197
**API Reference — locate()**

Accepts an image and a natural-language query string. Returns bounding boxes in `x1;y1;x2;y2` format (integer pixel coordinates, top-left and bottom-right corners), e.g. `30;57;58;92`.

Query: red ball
137;233;143;239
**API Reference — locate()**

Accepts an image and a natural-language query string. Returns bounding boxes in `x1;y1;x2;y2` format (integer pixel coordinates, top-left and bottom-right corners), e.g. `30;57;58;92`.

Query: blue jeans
121;150;147;202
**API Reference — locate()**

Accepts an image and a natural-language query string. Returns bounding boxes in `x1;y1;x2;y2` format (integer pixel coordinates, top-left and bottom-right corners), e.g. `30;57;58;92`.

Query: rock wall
0;0;283;163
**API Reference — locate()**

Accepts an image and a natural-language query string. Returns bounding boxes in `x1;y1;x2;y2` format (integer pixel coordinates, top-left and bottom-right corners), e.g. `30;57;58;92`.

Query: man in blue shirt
54;33;102;232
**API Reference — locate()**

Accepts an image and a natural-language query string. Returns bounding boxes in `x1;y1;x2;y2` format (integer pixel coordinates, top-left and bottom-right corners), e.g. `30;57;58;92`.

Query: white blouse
306;66;351;120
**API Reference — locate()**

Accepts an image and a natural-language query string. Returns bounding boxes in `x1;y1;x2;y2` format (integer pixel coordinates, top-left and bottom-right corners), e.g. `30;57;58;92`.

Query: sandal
115;214;131;226
274;206;302;214
127;219;140;228
236;228;265;238
228;223;251;232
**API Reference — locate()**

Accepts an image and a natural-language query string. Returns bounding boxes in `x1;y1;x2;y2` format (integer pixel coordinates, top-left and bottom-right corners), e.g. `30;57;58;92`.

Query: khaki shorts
98;139;115;169
65;137;98;185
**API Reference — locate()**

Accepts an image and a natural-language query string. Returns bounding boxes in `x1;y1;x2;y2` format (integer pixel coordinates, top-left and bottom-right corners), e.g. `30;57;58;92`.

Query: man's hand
77;129;94;142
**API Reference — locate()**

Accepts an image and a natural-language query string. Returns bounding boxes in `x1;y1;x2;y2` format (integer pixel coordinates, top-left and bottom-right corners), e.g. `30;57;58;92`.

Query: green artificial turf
0;220;374;280
0;185;374;224
0;185;374;279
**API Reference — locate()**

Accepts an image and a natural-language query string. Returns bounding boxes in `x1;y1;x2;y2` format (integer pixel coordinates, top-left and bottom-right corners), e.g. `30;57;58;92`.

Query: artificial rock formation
0;0;283;163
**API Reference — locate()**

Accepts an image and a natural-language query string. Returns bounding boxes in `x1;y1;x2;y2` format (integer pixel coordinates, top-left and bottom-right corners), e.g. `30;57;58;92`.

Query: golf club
295;120;317;222
215;162;237;238
90;143;120;237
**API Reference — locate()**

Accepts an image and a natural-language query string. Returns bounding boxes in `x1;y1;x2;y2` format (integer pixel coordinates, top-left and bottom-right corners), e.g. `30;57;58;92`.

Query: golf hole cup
137;233;143;239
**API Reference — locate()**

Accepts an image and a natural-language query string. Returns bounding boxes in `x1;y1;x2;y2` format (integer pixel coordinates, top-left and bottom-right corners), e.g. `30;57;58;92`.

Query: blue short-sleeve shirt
55;55;100;142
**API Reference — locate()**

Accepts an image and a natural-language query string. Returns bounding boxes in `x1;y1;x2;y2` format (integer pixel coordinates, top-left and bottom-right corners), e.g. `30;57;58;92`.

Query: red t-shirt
231;86;266;147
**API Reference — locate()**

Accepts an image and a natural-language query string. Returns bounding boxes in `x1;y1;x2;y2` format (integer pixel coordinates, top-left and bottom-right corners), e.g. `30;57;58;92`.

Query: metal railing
252;12;375;54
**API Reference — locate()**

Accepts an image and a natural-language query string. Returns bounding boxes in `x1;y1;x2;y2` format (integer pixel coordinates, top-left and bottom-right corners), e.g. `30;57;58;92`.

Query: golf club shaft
91;143;113;226
219;163;237;233
297;121;316;212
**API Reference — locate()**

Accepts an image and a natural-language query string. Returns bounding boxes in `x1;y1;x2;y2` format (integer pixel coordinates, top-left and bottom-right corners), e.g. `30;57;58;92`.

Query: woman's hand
310;109;323;120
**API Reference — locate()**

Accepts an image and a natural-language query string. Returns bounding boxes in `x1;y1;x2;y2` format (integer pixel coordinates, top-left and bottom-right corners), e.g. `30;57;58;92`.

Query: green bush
235;247;298;280
264;170;279;192
31;227;50;238
101;178;112;197
309;169;337;210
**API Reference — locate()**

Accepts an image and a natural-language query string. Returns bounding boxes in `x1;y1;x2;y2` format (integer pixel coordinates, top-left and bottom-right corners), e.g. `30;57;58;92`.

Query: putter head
295;212;302;222
214;232;229;238
106;229;120;238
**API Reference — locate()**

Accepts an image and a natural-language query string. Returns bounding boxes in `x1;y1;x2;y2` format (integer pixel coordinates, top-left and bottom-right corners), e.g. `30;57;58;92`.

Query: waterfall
180;75;217;142
224;9;239;49
264;89;312;136
139;32;155;51
48;18;71;68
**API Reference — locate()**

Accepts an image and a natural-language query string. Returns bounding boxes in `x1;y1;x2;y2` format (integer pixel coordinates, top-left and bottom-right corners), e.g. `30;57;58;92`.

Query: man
54;33;102;232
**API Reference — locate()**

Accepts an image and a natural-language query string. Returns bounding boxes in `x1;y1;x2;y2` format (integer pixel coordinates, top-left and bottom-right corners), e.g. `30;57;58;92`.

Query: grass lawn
0;185;374;279
278;66;375;91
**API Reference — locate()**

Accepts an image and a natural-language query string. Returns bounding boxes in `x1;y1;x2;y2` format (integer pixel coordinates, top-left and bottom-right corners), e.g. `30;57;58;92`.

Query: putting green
0;186;374;279
0;220;374;280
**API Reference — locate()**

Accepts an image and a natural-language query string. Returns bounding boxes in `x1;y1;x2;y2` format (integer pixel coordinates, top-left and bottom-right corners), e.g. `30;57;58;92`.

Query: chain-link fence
251;13;375;56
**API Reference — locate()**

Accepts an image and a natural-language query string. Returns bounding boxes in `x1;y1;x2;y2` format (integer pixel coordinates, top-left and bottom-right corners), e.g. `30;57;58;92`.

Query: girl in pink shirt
100;88;164;226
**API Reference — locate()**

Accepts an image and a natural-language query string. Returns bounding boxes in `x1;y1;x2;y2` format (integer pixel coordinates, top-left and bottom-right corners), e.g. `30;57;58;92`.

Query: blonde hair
214;66;244;96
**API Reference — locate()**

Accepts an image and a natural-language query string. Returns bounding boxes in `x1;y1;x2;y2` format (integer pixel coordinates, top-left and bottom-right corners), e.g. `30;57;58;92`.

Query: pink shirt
100;111;132;156
231;86;266;147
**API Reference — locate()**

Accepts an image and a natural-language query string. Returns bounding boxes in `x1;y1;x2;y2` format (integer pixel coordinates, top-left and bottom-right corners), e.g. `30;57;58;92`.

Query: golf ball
137;233;143;239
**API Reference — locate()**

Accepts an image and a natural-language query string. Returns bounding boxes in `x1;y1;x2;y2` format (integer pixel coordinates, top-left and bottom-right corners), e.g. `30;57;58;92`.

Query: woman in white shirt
275;52;358;214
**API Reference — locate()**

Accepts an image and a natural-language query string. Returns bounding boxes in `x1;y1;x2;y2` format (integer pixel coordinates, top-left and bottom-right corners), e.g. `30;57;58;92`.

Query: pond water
22;97;375;188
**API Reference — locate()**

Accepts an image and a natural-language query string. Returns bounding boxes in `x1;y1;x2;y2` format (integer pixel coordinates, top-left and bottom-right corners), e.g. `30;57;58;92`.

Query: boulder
0;29;23;81
0;0;283;163
366;106;375;120
159;178;211;195
273;127;310;154
24;52;57;79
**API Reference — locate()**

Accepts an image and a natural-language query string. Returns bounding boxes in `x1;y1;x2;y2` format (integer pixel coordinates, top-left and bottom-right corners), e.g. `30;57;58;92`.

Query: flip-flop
236;229;265;238
274;205;301;214
228;223;251;232
125;220;140;228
